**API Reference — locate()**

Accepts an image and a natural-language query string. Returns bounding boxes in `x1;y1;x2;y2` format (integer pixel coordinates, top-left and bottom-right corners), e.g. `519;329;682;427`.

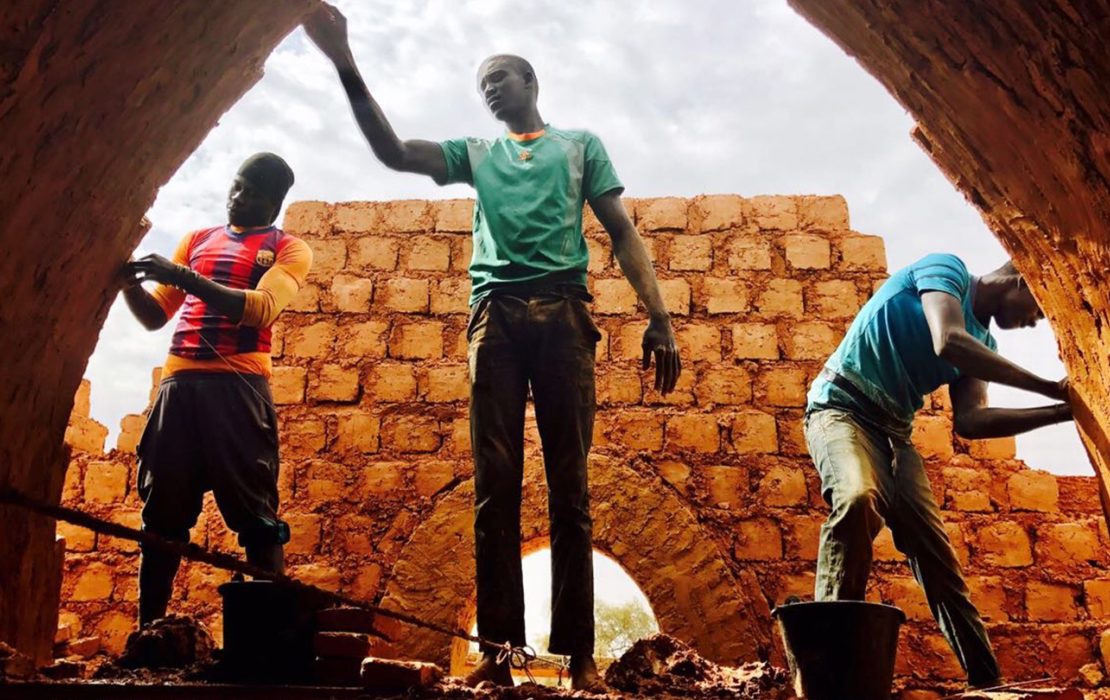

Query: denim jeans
805;408;1000;686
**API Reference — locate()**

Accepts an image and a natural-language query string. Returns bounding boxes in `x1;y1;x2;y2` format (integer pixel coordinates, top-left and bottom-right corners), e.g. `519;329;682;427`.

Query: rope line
0;487;569;676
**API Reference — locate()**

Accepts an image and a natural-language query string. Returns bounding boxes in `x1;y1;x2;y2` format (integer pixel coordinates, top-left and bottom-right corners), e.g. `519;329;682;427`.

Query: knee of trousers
237;519;291;548
832;488;885;533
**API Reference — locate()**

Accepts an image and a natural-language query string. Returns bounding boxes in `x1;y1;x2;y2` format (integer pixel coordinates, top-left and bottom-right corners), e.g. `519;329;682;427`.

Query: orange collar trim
507;128;546;142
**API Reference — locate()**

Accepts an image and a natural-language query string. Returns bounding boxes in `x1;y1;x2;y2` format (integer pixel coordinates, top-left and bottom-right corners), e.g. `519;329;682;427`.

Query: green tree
593;599;658;659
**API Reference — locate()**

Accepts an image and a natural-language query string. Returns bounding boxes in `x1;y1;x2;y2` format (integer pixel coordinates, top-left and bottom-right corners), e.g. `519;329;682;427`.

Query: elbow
934;330;960;361
953;413;984;440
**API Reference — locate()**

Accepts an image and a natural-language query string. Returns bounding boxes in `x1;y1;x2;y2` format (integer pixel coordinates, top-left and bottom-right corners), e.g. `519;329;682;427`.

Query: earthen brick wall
57;195;1110;694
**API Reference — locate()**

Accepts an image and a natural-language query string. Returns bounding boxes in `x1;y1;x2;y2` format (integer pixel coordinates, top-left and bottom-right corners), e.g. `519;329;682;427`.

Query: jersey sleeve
582;132;624;201
912;253;970;300
240;237;314;328
148;232;194;319
437;138;473;186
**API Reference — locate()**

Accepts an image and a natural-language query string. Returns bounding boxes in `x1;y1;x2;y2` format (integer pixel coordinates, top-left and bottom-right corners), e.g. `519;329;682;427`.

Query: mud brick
310;238;347;274
389;322;444;359
806;279;861;319
433;198;474;232
1008;470;1059;511
65;416;107;454
785;517;823;561
430;278;470;314
757;366;808;407
883;577;930;621
666;414;720;452
405;236;451;271
381;415;440;453
586;237;610;273
676;323;722;362
1084;579;1110;618
669;235;713;270
838;234;886;271
977;521;1033;567
349;235;400;271
693;194;745;232
594;278;638;314
613;412;665;451
1026;581;1079;621
1037;521;1101;566
695;366;752;405
966;575;1008;621
310;365;360;402
783;233;831;269
452;237;473;272
637;197;687;231
967;435;1017;460
283;200;333;236
368;363;417;402
730;410;778;454
334;412;380;453
285;512;323;556
734;518;783;560
361;656;443;690
756;279;804;317
57;521;95;552
116;413;145;452
759;465;808;507
414;461;455;497
73;379;92;417
873;527;901;562
344;320;391;358
330;274;374;312
727;234;773;270
61;636;101;659
71;562;114;601
657;460;690;492
796;195;849;231
315;632;372;659
83;460;127;504
750;195;798;230
283;417;327;457
288;282;321;312
704;465;748;508
658;278;691;315
424;365;468;402
285;321;336;358
705;279;751;314
732;323;779;359
380;200;430;232
913;414;955;460
597;366;643;405
289;564;342;591
380;278;430;313
333;201;382;233
783;322;841;361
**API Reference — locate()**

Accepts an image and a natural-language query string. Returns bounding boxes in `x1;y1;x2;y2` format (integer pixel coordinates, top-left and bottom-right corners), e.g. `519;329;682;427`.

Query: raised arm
950;375;1072;439
303;4;447;182
590;191;680;394
921;291;1067;401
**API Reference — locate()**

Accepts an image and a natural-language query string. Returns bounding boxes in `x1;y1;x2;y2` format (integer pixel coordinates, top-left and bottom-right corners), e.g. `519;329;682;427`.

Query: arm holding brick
303;4;448;183
591;191;681;394
950;375;1072;439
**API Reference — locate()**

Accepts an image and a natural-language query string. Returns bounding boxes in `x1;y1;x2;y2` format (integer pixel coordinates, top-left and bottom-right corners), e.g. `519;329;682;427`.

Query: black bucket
217;580;317;683
772;600;906;700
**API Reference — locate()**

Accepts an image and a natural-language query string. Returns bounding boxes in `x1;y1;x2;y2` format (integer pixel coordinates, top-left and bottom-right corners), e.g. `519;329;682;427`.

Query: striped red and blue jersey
169;226;287;360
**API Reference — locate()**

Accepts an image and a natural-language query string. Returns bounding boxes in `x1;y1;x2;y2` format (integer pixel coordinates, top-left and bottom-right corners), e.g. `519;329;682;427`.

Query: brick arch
375;454;774;673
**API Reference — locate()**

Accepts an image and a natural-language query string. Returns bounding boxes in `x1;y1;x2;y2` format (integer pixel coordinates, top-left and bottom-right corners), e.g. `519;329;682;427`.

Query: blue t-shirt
807;253;996;431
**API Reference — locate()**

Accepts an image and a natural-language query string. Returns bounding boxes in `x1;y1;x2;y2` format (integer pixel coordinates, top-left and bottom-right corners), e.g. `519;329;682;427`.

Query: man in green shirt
306;5;680;689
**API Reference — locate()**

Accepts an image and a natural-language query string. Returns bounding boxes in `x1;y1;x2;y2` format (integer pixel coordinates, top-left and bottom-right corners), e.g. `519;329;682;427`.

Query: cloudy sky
86;0;1085;475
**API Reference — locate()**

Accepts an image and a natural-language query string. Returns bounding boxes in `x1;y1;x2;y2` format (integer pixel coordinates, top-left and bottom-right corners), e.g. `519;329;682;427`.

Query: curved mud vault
787;0;1110;516
0;0;315;661
375;455;775;673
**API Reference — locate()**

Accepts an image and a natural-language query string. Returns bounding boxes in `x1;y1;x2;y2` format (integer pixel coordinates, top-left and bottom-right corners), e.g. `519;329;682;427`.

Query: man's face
227;175;276;227
995;282;1045;329
477;58;533;122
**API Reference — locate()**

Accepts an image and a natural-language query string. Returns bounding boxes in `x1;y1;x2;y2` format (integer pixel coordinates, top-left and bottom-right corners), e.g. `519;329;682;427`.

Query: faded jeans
468;290;601;656
804;408;1000;686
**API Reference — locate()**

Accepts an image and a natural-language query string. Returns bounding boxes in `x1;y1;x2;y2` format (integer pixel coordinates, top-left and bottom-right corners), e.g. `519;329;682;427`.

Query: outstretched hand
125;254;191;289
642;315;681;394
303;2;352;64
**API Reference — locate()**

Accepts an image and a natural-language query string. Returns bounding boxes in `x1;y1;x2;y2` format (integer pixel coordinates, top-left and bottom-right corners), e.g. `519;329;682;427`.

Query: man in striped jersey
122;153;312;627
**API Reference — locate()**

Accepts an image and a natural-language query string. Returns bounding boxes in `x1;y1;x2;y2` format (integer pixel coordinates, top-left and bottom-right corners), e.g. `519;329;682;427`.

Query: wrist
649;309;671;323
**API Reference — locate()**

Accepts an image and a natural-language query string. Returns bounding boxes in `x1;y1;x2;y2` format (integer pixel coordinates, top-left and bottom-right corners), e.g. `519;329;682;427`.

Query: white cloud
87;0;1086;474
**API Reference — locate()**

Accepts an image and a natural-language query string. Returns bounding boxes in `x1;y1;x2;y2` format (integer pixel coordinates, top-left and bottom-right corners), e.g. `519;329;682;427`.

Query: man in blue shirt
806;254;1072;688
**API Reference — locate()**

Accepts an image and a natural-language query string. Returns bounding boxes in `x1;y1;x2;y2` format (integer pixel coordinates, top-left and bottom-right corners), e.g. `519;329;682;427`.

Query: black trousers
468;291;600;656
137;372;288;547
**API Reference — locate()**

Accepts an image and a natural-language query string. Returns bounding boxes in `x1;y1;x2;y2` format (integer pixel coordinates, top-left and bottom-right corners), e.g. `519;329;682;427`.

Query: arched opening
456;546;660;683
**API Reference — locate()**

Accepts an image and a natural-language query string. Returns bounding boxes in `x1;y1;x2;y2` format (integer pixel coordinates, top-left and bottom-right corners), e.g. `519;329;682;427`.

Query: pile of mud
94;615;218;682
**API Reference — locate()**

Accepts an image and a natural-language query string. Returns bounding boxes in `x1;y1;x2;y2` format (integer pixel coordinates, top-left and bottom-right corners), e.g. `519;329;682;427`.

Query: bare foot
465;655;514;688
570;654;604;691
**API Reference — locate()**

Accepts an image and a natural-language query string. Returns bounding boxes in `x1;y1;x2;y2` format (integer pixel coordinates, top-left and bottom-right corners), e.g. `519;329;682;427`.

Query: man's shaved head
476;54;540;123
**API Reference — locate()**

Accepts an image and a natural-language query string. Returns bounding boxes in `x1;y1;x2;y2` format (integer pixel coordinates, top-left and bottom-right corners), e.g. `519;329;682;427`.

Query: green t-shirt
438;126;623;303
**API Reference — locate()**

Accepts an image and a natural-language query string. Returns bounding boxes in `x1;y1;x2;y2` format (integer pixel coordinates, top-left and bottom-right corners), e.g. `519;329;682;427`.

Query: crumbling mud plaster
57;196;1110;693
0;0;315;663
787;0;1110;521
